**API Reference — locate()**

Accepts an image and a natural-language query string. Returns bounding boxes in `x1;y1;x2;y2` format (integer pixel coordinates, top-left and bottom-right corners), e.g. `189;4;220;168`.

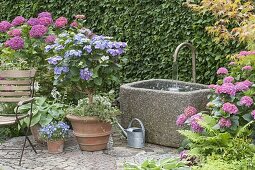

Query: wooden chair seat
0;115;28;126
0;69;37;165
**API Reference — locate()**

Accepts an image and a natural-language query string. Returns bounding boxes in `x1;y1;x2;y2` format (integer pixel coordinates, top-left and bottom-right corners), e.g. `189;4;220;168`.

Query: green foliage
0;0;244;85
178;118;255;162
18;97;66;127
124;158;190;170
67;95;120;123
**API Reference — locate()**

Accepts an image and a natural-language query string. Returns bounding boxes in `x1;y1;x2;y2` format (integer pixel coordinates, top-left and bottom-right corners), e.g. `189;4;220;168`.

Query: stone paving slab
0;131;178;170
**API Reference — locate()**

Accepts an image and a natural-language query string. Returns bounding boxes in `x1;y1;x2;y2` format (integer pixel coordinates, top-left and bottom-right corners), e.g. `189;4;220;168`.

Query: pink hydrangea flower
216;83;236;96
242;65;253;71
219;118;232;128
29;25;48;38
0;21;12;32
11;16;26;26
27;18;39;26
179;150;188;160
5;36;24;50
190;114;203;133
217;67;228;75
75;15;86;19
38;12;52;19
235;82;249;92
7;29;22;37
208;84;217;89
251;110;255;119
223;76;234;83
176;114;187;126
70;21;78;27
240;96;253;107
39;17;52;26
222;102;239;114
229;62;235;66
45;34;56;44
55;17;68;28
239;51;255;57
184;106;197;117
243;80;253;87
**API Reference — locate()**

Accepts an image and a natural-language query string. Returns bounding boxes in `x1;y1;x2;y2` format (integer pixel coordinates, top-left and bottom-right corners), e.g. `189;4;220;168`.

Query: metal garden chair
0;69;37;165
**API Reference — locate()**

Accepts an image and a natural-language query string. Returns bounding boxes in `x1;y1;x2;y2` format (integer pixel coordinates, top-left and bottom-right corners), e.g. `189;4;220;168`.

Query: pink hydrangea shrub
184;106;197;117
29;25;48;38
7;29;22;37
222;102;239;114
176;114;187;126
219;118;232;128
217;67;228;75
0;21;12;32
55;17;68;28
5;36;24;50
240;96;253;107
11;16;26;26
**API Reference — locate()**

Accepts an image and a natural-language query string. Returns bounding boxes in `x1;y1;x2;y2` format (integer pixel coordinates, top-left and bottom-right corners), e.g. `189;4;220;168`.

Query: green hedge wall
0;0;244;84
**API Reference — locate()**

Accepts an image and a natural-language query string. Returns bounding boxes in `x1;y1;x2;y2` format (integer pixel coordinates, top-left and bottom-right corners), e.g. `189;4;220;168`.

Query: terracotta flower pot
47;140;64;154
30;124;45;144
66;114;112;151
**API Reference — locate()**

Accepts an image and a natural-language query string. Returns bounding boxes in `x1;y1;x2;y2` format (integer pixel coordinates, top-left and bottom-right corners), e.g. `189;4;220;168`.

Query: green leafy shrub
124;158;190;170
0;0;244;86
18;97;66;127
67;95;120;123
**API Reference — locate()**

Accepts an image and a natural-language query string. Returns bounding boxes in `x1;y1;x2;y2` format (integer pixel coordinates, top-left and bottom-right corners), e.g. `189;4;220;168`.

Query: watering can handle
128;118;145;139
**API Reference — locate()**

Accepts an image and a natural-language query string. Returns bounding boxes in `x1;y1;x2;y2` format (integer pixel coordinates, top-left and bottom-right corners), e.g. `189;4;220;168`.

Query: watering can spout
116;121;127;137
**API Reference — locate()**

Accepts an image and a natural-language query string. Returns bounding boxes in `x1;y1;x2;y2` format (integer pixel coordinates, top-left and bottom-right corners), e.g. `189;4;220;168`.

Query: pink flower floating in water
217;67;228;75
222;102;239;114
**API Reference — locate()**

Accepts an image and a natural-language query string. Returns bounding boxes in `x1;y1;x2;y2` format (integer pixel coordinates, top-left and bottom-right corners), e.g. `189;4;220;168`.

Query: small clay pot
66;115;112;151
47;140;64;154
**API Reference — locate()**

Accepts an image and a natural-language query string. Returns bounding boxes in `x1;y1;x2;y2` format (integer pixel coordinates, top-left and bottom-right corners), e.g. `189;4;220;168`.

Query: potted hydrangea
39;121;69;154
46;26;127;151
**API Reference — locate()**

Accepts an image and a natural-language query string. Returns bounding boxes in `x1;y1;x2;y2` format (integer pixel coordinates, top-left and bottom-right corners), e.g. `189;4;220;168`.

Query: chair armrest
18;98;35;106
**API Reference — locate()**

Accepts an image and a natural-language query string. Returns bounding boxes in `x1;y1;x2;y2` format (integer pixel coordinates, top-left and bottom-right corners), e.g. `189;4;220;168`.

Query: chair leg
19;133;27;166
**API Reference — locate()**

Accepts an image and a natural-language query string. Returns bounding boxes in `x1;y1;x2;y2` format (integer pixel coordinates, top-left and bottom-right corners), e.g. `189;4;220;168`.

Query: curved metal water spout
173;42;196;83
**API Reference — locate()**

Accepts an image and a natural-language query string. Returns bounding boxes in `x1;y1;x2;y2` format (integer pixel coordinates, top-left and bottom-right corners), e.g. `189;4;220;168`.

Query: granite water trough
119;79;210;147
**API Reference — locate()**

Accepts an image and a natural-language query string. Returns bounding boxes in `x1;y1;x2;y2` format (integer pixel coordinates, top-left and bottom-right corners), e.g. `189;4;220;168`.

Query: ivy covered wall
0;0;244;84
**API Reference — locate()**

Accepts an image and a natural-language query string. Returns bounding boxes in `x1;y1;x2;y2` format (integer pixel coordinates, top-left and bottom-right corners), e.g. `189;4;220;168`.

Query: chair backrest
0;69;36;103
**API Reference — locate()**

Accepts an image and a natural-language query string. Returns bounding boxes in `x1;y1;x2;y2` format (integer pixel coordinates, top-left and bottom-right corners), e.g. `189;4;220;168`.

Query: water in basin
132;81;204;92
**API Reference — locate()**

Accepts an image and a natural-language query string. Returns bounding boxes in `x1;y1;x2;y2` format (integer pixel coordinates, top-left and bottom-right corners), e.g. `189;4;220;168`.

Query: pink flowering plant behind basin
45;28;127;103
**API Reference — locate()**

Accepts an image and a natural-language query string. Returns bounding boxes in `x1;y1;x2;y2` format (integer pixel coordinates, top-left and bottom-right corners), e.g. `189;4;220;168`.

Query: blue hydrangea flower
45;44;55;52
54;66;69;75
83;45;92;53
80;68;93;80
55;44;64;51
47;56;63;65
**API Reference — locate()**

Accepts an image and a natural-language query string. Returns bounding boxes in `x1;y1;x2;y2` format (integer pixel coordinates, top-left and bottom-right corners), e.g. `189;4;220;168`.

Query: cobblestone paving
0;131;178;170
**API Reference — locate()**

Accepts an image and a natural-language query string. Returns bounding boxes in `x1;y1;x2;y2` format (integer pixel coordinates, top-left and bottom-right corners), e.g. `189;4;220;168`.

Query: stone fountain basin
119;79;210;147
